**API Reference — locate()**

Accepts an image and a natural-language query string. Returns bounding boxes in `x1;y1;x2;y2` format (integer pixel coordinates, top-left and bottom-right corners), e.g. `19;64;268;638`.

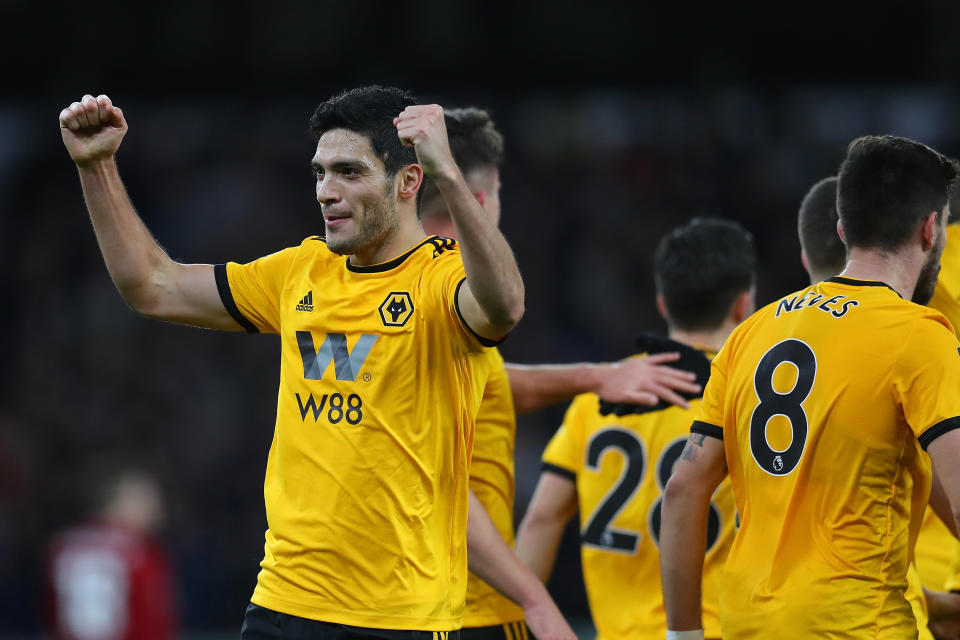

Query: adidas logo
295;291;314;312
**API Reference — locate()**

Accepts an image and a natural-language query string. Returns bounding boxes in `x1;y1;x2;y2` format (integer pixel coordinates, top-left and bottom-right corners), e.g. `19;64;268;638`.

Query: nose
316;175;339;206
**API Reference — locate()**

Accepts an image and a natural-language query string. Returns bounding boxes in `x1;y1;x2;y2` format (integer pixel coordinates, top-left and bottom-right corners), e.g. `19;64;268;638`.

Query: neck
668;321;737;353
350;209;427;266
838;248;919;300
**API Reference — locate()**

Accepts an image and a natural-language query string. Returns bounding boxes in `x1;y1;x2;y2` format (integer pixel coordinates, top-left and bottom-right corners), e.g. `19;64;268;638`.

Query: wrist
582;363;610;395
666;630;704;640
76;155;117;173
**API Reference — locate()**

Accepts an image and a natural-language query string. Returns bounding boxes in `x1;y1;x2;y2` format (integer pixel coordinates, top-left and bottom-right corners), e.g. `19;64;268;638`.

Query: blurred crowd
3;87;960;634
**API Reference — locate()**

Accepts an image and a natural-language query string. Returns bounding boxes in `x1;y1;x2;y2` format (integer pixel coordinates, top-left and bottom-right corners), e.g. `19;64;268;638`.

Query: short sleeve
692;343;730;440
419;251;499;351
216;247;299;335
893;315;960;450
541;395;592;480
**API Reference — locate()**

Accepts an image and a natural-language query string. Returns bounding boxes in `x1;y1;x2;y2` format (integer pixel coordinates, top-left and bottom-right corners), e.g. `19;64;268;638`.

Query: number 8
749;339;817;476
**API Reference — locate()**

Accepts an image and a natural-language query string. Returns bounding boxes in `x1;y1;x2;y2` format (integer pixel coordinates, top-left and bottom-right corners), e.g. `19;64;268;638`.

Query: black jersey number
581;430;722;554
749;339;817;476
581;429;646;553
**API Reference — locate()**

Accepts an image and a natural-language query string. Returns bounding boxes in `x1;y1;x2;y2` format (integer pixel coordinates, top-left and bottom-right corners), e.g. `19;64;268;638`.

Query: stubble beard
326;191;398;258
912;242;943;305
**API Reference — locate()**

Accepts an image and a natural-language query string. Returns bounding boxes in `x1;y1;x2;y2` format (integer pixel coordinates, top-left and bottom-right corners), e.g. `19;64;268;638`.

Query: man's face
912;207;949;305
312;129;397;256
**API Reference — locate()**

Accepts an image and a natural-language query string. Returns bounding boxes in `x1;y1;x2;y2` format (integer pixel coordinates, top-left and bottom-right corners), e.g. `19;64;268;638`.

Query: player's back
543;338;736;640
704;276;958;638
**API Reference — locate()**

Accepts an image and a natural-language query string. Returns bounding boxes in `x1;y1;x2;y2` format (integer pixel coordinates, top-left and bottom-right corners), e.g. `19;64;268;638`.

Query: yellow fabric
925;222;960;595
928;223;960;337
906;563;935;640
224;236;491;631
694;278;960;639
915;506;955;592
541;349;736;640
947;544;960;592
463;349;525;627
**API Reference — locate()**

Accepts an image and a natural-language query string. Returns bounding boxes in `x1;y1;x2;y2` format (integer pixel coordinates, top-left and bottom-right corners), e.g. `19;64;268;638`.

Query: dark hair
654;217;757;331
798;176;845;277
308;85;418;176
837;135;960;251
420;107;504;211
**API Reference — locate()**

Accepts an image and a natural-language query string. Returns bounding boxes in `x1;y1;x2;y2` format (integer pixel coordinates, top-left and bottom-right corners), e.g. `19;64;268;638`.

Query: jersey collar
825;276;903;298
345;236;448;273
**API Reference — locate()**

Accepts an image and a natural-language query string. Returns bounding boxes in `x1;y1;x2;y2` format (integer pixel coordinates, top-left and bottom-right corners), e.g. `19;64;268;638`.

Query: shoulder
907;304;957;343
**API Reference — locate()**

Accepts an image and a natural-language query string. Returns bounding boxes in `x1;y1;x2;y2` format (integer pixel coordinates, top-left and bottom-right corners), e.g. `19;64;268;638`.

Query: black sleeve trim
918;416;960;450
453;278;504;347
541;462;577;481
214;264;259;334
691;420;724;440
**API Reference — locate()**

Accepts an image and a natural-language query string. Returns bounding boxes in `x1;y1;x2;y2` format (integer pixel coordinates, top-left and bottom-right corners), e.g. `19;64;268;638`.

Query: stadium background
3;0;960;636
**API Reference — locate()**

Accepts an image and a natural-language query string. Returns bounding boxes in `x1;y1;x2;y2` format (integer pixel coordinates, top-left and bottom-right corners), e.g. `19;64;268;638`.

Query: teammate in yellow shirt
797;174;960;640
58;89;574;640
419;107;701;640
510;218;756;640
661;135;960;640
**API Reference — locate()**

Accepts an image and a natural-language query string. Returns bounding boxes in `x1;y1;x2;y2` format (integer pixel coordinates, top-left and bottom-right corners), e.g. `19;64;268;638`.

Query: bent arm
514;471;578;582
467;491;576;640
660;433;727;633
77;159;239;330
506;353;700;415
440;171;524;339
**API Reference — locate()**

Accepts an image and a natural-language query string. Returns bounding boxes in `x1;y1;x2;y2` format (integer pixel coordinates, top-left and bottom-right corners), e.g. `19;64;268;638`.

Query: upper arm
928;431;960;528
929;465;959;539
664;433;727;500
138;262;244;331
457;280;513;345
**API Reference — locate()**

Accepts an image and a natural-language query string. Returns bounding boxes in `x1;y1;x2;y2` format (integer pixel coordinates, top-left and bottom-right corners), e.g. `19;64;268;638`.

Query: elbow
489;298;525;335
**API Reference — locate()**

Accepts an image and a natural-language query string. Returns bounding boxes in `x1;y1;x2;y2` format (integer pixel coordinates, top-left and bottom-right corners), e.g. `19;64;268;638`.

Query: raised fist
59;94;128;167
393;104;457;181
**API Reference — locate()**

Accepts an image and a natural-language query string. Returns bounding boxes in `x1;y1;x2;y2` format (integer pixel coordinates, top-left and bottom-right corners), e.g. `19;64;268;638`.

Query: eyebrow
310;159;370;172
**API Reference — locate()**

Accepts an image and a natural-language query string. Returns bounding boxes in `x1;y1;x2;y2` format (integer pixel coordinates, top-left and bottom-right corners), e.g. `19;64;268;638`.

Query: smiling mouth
324;214;351;227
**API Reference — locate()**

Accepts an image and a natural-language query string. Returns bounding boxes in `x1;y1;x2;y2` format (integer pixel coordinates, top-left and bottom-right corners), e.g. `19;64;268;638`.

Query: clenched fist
59;94;128;168
393;105;458;182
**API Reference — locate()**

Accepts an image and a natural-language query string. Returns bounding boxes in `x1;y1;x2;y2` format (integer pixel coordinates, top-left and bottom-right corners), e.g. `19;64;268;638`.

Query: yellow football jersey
914;507;955;591
463;348;525;627
541;338;736;640
922;221;960;594
694;276;960;639
928;223;960;335
906;563;935;640
217;235;493;631
946;543;960;592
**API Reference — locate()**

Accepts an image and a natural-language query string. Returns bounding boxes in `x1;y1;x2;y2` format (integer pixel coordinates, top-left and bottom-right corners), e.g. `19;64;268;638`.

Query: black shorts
460;621;528;640
240;603;462;640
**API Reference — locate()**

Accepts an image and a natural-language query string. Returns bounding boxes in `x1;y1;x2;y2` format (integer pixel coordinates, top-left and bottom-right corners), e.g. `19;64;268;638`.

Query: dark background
3;0;960;635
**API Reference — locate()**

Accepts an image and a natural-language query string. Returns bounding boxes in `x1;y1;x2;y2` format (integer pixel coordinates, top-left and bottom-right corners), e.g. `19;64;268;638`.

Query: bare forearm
506;363;606;414
77;158;176;312
660;481;711;631
468;492;548;608
434;171;524;330
514;515;566;583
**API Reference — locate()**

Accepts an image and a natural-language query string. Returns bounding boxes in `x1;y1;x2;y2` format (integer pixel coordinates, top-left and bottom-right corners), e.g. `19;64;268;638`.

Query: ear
836;219;846;243
732;289;754;324
655;293;668;321
921;210;938;251
396;164;423;202
474;189;487;207
800;250;810;275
